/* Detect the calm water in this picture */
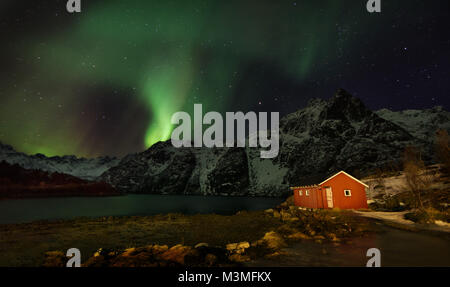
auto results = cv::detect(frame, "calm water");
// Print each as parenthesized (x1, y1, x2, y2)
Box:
(0, 194, 284, 224)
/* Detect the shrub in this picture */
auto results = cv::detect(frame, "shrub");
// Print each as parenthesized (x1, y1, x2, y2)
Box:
(404, 208, 450, 224)
(368, 195, 407, 212)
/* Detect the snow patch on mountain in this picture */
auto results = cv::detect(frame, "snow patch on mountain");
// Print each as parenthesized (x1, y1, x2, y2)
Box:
(376, 106, 450, 142)
(247, 148, 289, 195)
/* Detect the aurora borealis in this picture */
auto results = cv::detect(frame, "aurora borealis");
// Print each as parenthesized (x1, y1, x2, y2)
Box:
(0, 0, 449, 157)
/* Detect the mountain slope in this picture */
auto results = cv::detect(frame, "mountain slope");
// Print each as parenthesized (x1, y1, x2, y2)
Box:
(375, 106, 450, 142)
(101, 89, 432, 196)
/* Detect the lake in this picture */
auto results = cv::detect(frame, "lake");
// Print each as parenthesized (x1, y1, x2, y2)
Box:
(0, 194, 285, 224)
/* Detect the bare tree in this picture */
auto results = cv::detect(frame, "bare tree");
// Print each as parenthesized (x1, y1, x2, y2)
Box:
(403, 146, 434, 210)
(373, 168, 386, 197)
(435, 129, 450, 175)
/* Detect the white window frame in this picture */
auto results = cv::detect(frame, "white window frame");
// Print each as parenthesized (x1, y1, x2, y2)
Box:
(305, 190, 310, 196)
(298, 190, 303, 196)
(344, 189, 352, 197)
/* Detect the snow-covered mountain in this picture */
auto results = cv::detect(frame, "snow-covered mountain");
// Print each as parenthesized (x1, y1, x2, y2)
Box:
(0, 143, 120, 181)
(2, 89, 446, 196)
(277, 89, 426, 186)
(375, 106, 450, 142)
(101, 89, 436, 197)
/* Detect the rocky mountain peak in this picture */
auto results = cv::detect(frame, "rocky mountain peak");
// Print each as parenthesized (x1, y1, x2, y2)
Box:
(0, 142, 14, 152)
(326, 88, 371, 122)
(281, 89, 376, 137)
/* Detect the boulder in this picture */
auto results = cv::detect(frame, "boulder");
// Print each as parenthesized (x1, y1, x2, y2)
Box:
(287, 232, 310, 240)
(258, 231, 287, 250)
(226, 241, 250, 254)
(194, 242, 209, 249)
(159, 244, 193, 265)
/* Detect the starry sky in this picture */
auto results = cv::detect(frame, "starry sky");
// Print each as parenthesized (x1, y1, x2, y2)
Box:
(0, 0, 449, 157)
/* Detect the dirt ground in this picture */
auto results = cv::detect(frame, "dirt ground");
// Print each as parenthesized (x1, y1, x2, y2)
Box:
(0, 211, 283, 267)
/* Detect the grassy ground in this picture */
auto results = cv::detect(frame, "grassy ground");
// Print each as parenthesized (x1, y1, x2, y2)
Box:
(0, 211, 283, 267)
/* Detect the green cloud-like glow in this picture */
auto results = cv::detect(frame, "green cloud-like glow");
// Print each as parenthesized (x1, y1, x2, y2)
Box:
(140, 60, 194, 146)
(1, 0, 356, 157)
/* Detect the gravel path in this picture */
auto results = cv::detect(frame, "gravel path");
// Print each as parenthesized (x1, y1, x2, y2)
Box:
(354, 210, 450, 233)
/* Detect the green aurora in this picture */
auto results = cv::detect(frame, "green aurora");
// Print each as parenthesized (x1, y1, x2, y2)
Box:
(0, 0, 400, 157)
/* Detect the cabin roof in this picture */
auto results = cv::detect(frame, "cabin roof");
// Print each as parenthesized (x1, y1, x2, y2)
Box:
(289, 170, 368, 189)
(289, 184, 319, 190)
(319, 171, 369, 187)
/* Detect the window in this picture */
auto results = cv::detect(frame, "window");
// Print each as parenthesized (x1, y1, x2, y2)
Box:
(344, 190, 351, 197)
(298, 190, 303, 196)
(305, 190, 310, 196)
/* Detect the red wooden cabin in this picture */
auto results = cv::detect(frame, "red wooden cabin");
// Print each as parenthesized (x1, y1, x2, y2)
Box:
(290, 171, 368, 209)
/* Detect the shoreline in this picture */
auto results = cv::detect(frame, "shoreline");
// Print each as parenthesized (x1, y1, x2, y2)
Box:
(0, 207, 374, 267)
(1, 205, 448, 267)
(0, 193, 289, 200)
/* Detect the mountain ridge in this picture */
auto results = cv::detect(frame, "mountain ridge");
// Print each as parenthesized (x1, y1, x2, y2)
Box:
(375, 106, 450, 142)
(1, 89, 448, 196)
(100, 89, 445, 196)
(0, 142, 120, 181)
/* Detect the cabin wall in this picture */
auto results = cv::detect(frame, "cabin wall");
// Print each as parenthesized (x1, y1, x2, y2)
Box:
(293, 187, 324, 208)
(320, 173, 368, 209)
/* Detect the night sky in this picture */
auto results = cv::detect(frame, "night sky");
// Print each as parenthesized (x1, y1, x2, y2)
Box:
(0, 0, 449, 157)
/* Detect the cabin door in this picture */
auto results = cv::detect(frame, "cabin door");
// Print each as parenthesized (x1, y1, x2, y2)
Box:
(325, 187, 333, 208)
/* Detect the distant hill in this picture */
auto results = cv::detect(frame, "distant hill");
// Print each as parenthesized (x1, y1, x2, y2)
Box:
(0, 161, 119, 199)
(0, 144, 120, 181)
